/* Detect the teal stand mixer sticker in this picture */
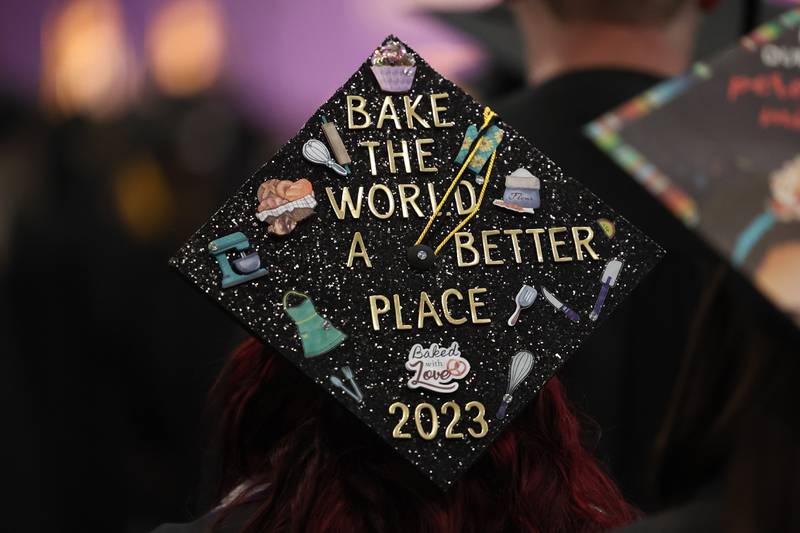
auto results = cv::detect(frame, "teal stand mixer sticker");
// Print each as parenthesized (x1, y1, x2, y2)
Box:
(207, 232, 268, 289)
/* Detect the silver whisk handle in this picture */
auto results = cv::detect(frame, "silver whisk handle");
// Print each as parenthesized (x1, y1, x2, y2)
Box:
(326, 159, 348, 176)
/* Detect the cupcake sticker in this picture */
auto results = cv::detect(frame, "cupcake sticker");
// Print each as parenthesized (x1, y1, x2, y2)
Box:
(370, 40, 416, 93)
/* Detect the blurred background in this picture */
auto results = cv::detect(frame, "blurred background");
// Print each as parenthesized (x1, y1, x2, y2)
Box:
(0, 0, 793, 531)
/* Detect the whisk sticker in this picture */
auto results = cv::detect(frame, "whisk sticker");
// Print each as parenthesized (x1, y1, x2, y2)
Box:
(406, 341, 470, 393)
(496, 351, 535, 419)
(303, 138, 349, 176)
(256, 179, 317, 236)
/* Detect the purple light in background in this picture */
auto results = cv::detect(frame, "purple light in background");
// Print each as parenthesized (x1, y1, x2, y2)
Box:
(222, 0, 484, 136)
(0, 0, 50, 98)
(0, 0, 484, 136)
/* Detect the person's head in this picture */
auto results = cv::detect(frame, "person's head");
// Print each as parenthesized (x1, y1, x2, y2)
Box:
(654, 264, 800, 532)
(510, 0, 710, 83)
(208, 338, 637, 533)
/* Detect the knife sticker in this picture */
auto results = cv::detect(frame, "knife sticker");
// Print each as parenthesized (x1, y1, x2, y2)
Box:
(541, 286, 580, 322)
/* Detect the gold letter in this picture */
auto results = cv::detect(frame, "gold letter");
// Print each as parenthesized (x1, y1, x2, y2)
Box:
(403, 95, 430, 129)
(347, 232, 372, 268)
(398, 184, 424, 218)
(377, 96, 402, 129)
(454, 232, 480, 267)
(367, 184, 395, 219)
(455, 182, 476, 215)
(548, 227, 573, 262)
(415, 138, 437, 173)
(481, 230, 504, 266)
(525, 228, 546, 262)
(386, 140, 411, 174)
(369, 295, 390, 330)
(441, 288, 467, 325)
(430, 93, 454, 127)
(358, 140, 380, 176)
(468, 287, 491, 324)
(503, 229, 523, 263)
(393, 294, 412, 330)
(418, 291, 444, 329)
(572, 226, 600, 261)
(326, 186, 363, 219)
(346, 95, 371, 129)
(427, 182, 439, 213)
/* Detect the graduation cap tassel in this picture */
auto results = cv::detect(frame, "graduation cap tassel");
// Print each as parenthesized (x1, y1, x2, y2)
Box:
(408, 107, 501, 269)
(496, 351, 535, 419)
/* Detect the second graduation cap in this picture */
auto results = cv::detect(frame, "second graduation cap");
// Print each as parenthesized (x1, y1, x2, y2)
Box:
(171, 37, 663, 488)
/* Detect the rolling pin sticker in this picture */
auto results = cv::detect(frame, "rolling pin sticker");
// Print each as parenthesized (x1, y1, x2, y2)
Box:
(302, 116, 352, 176)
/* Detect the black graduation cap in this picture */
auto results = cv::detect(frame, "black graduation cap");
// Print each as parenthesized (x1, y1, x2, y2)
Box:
(171, 36, 663, 488)
(586, 8, 800, 326)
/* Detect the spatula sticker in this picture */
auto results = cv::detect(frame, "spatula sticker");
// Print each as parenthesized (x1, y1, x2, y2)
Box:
(405, 341, 471, 393)
(507, 285, 538, 326)
(590, 259, 623, 321)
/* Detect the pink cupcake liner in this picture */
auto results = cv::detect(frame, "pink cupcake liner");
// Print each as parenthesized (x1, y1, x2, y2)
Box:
(370, 65, 416, 93)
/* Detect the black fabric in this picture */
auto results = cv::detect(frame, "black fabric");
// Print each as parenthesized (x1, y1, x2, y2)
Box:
(494, 70, 717, 509)
(612, 484, 723, 533)
(151, 502, 258, 533)
(152, 511, 231, 533)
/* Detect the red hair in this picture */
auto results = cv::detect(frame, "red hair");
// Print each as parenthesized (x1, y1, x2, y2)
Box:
(210, 338, 637, 532)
